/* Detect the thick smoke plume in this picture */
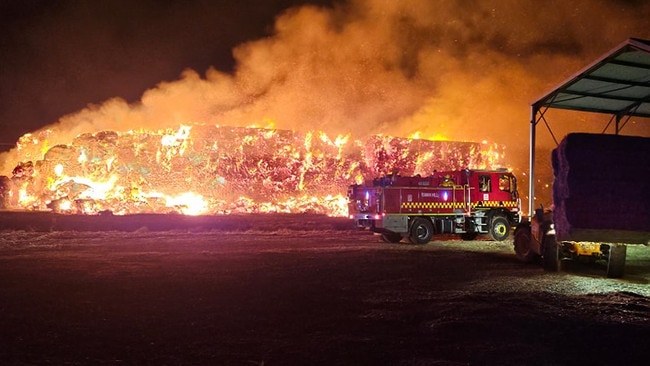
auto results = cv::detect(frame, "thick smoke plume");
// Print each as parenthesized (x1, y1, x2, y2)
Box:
(2, 0, 649, 176)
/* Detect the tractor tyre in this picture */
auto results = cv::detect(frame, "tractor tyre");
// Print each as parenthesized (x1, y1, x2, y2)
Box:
(606, 244, 626, 278)
(542, 234, 561, 272)
(409, 218, 434, 244)
(513, 224, 539, 263)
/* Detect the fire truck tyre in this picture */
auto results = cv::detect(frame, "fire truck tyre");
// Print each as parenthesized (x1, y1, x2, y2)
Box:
(542, 234, 561, 272)
(606, 244, 626, 278)
(381, 232, 402, 243)
(409, 218, 434, 244)
(513, 224, 539, 263)
(489, 216, 510, 241)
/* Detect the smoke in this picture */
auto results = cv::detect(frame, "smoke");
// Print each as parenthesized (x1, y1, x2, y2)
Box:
(2, 0, 649, 175)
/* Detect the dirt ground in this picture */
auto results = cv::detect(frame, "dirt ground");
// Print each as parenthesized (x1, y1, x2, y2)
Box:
(1, 212, 649, 365)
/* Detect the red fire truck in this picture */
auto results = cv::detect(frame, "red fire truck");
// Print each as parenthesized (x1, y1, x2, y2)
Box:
(348, 169, 521, 243)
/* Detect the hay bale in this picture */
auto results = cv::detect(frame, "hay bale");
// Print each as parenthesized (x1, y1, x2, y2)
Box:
(552, 133, 650, 243)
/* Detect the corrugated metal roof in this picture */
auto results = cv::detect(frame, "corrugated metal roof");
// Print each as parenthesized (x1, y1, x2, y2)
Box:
(527, 38, 650, 215)
(532, 38, 650, 118)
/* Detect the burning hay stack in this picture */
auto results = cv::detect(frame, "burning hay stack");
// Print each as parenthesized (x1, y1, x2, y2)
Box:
(551, 133, 650, 244)
(0, 125, 505, 216)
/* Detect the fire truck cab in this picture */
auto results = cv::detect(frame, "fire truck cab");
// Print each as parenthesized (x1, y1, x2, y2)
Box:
(348, 169, 521, 244)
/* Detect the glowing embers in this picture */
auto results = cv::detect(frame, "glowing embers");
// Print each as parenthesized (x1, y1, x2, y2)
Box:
(1, 125, 506, 216)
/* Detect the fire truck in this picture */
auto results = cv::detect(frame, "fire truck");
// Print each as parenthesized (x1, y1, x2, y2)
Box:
(348, 169, 521, 244)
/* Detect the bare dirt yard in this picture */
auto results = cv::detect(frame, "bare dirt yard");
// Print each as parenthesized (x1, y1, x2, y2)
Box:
(1, 212, 649, 365)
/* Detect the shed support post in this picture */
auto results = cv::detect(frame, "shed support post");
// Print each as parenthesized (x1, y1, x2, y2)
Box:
(529, 106, 537, 217)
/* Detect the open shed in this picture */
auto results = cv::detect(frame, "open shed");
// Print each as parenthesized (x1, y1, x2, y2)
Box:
(528, 37, 650, 215)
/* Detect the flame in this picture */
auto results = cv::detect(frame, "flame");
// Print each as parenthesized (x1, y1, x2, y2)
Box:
(408, 131, 422, 139)
(162, 191, 207, 216)
(0, 124, 506, 216)
(408, 131, 449, 141)
(429, 133, 449, 141)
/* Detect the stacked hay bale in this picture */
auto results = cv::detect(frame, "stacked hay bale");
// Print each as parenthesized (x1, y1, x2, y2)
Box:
(552, 133, 650, 244)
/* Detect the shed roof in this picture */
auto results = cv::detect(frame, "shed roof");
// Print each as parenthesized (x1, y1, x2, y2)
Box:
(527, 38, 650, 215)
(532, 38, 650, 118)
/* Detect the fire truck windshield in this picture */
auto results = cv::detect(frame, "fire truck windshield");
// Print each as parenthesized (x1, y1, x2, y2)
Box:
(499, 175, 512, 192)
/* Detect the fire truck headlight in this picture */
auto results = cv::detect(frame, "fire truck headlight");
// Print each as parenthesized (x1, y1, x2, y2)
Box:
(443, 191, 449, 201)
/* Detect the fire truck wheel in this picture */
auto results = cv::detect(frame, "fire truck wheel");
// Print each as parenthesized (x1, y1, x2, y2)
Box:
(409, 218, 434, 244)
(606, 244, 626, 278)
(381, 232, 402, 243)
(542, 234, 561, 272)
(489, 216, 510, 241)
(513, 224, 539, 263)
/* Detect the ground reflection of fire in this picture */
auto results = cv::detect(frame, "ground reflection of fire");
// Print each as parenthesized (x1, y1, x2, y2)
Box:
(0, 124, 506, 216)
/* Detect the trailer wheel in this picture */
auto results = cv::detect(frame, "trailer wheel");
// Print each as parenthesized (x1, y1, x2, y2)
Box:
(409, 218, 434, 244)
(542, 234, 561, 272)
(606, 244, 626, 278)
(513, 224, 539, 263)
(381, 232, 402, 243)
(489, 216, 510, 241)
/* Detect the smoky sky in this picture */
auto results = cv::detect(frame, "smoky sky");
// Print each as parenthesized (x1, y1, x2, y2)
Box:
(1, 0, 649, 174)
(0, 0, 332, 149)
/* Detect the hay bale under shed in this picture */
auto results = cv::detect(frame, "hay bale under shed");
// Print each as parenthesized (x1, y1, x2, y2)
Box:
(552, 133, 650, 244)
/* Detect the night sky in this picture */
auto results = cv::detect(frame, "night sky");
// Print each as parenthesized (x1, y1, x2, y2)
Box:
(1, 0, 649, 163)
(0, 0, 334, 150)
